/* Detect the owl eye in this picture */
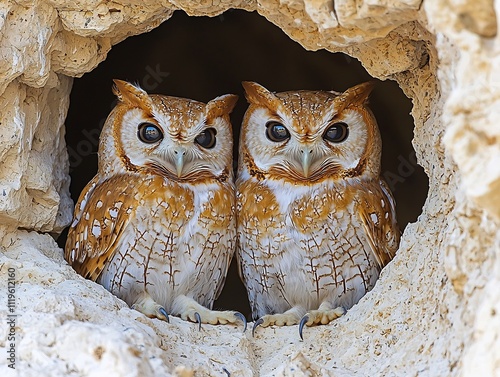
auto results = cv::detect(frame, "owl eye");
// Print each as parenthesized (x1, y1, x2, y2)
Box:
(323, 122, 349, 143)
(138, 123, 163, 144)
(266, 121, 290, 142)
(195, 128, 217, 149)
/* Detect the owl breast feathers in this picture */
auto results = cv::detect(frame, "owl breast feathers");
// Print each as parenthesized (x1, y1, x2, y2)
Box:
(65, 80, 246, 328)
(236, 81, 400, 337)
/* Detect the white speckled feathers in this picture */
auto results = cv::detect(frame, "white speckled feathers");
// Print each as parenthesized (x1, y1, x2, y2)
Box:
(236, 82, 400, 323)
(65, 81, 241, 322)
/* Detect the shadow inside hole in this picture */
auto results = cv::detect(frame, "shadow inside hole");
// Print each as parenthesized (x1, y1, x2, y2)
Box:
(61, 9, 429, 318)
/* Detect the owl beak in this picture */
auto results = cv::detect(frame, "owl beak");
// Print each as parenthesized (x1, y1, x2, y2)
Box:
(300, 148, 314, 178)
(173, 147, 186, 177)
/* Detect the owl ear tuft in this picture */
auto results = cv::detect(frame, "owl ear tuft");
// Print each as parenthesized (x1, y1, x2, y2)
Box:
(242, 81, 279, 108)
(206, 94, 239, 119)
(340, 81, 375, 105)
(112, 79, 151, 107)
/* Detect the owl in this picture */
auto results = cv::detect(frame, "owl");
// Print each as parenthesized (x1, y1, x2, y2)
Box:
(65, 80, 246, 329)
(236, 81, 400, 338)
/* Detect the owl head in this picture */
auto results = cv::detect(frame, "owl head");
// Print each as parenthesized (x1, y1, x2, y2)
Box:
(98, 80, 238, 183)
(238, 81, 382, 184)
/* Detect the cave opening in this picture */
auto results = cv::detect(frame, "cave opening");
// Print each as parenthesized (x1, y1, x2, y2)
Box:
(60, 9, 428, 318)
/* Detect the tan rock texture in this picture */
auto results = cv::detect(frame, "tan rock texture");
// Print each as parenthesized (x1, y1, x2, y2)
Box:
(0, 0, 499, 376)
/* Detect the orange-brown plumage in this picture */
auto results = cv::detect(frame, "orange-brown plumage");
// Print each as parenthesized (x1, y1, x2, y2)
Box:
(65, 81, 245, 327)
(236, 82, 400, 336)
(65, 175, 137, 280)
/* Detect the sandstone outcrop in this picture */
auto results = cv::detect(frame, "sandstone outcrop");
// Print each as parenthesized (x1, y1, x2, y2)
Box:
(1, 1, 499, 375)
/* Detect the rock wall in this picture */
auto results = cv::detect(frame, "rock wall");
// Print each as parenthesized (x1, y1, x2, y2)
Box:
(1, 0, 499, 376)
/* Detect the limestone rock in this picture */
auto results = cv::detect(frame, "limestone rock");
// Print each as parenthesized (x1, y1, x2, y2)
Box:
(0, 0, 499, 376)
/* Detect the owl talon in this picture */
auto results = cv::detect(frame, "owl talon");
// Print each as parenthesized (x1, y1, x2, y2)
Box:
(194, 312, 202, 330)
(252, 318, 264, 337)
(159, 307, 170, 323)
(298, 315, 309, 340)
(298, 306, 346, 339)
(131, 294, 169, 322)
(234, 312, 247, 332)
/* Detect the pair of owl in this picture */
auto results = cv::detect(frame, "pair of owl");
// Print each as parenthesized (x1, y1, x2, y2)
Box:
(65, 80, 400, 338)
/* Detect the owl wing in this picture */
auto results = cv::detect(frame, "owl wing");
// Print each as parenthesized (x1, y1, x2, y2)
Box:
(65, 174, 136, 281)
(214, 251, 233, 301)
(208, 184, 237, 302)
(355, 178, 400, 270)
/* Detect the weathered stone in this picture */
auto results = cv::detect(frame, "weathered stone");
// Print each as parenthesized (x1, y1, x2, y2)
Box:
(0, 0, 499, 376)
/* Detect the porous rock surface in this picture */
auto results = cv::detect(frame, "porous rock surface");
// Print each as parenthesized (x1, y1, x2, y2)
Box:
(0, 1, 499, 376)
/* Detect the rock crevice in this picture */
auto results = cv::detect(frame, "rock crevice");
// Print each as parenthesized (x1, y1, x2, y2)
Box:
(0, 1, 499, 376)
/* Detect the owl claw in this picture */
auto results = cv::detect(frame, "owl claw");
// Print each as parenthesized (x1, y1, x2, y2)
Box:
(131, 294, 169, 322)
(298, 315, 309, 340)
(252, 318, 264, 337)
(159, 307, 170, 323)
(194, 312, 202, 330)
(234, 312, 247, 332)
(298, 306, 345, 339)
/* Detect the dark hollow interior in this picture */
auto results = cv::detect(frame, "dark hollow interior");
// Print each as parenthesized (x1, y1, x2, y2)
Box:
(60, 10, 428, 318)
